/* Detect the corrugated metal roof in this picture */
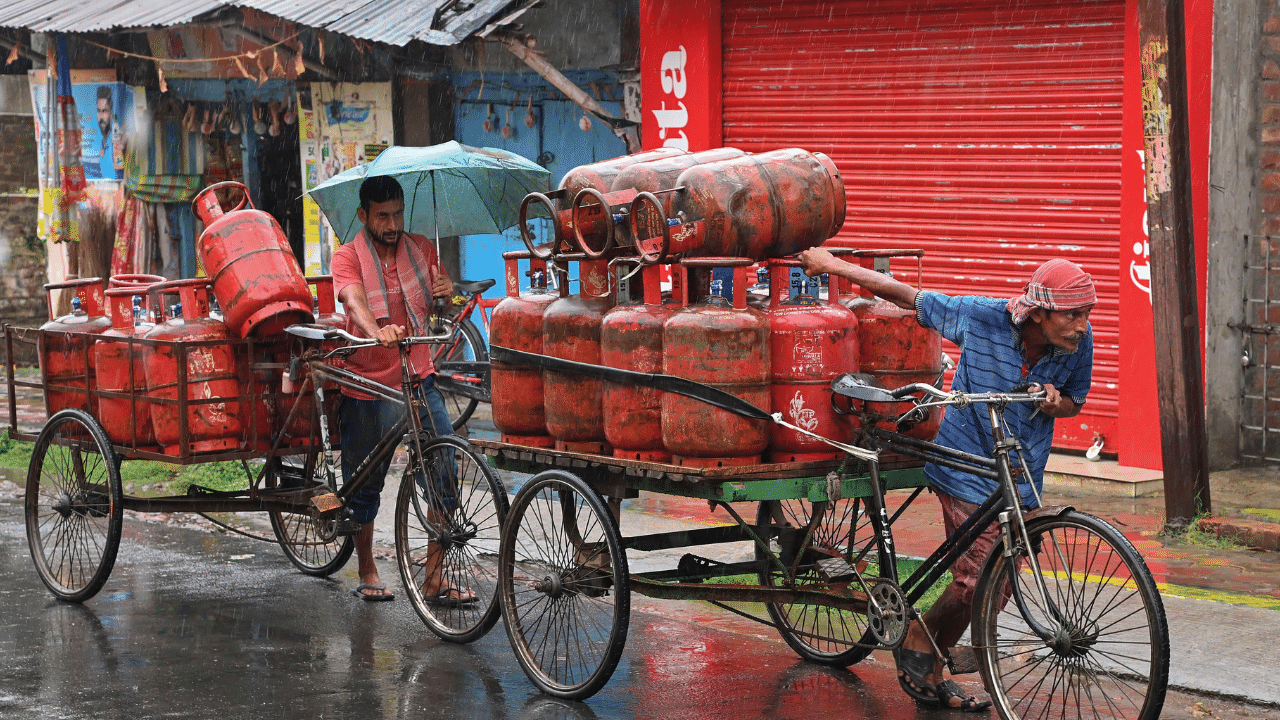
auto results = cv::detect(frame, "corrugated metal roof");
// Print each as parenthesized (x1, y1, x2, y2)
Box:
(0, 0, 529, 47)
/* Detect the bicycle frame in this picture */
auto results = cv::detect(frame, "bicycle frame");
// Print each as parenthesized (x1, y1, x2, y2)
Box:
(848, 396, 1068, 646)
(285, 338, 437, 510)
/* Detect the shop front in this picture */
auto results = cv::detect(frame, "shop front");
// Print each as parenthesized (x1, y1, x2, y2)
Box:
(639, 0, 1214, 470)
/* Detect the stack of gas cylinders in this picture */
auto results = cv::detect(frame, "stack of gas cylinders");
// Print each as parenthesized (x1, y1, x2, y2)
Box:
(490, 147, 944, 467)
(36, 181, 334, 456)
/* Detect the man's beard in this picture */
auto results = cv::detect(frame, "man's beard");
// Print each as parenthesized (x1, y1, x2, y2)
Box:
(99, 119, 111, 141)
(366, 225, 401, 247)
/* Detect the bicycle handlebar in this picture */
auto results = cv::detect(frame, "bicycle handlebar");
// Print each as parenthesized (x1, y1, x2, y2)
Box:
(285, 323, 453, 350)
(891, 382, 1046, 409)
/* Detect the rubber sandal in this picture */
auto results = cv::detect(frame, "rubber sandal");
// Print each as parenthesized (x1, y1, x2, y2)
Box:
(351, 583, 395, 602)
(933, 680, 993, 712)
(423, 586, 477, 607)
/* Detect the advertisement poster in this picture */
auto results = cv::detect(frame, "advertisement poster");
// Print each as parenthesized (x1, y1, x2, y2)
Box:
(301, 82, 392, 273)
(29, 70, 134, 183)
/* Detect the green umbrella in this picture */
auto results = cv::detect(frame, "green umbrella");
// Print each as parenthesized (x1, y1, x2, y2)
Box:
(307, 141, 551, 243)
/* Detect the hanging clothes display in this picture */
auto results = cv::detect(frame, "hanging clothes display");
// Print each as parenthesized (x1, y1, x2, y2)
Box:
(47, 33, 88, 245)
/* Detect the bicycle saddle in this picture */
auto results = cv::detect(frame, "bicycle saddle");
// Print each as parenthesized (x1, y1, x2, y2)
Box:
(454, 278, 496, 294)
(830, 373, 898, 403)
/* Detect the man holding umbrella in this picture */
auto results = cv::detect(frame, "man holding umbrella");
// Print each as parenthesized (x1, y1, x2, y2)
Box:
(332, 175, 461, 603)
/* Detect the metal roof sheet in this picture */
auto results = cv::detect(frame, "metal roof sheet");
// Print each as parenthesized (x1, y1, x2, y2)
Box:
(0, 0, 527, 46)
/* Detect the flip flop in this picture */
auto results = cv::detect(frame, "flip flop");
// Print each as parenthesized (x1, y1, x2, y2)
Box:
(351, 583, 395, 602)
(423, 586, 478, 608)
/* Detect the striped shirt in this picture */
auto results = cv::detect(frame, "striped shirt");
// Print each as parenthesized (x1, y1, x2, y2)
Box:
(915, 291, 1093, 508)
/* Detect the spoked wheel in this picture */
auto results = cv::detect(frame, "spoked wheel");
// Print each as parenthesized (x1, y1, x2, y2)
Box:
(395, 434, 508, 643)
(755, 496, 893, 666)
(265, 451, 354, 576)
(499, 470, 629, 700)
(25, 409, 124, 602)
(972, 511, 1170, 720)
(434, 317, 487, 431)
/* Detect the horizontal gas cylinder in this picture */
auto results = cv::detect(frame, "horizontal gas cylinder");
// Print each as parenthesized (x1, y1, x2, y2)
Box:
(519, 148, 688, 258)
(629, 148, 846, 264)
(569, 147, 747, 258)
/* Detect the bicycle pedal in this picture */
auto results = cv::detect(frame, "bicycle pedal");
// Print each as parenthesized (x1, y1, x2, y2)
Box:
(310, 493, 343, 514)
(332, 517, 363, 536)
(814, 556, 868, 582)
(947, 646, 981, 675)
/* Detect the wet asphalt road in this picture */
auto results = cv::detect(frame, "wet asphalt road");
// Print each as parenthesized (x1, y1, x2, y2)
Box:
(1, 493, 1278, 720)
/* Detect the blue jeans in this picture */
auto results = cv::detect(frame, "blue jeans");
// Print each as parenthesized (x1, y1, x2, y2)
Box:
(339, 376, 454, 525)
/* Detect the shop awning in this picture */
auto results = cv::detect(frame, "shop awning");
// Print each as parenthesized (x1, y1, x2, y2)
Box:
(0, 0, 536, 47)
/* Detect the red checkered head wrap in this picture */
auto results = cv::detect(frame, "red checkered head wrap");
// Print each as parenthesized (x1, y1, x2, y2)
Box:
(1006, 259, 1096, 325)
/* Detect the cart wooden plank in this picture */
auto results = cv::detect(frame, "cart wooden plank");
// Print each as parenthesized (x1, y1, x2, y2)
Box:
(471, 438, 929, 502)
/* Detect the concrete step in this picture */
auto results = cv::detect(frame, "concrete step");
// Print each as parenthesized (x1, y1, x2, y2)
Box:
(1043, 453, 1164, 498)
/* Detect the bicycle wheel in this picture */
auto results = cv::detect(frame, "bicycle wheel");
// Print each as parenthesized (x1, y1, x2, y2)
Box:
(25, 409, 123, 602)
(756, 496, 893, 666)
(971, 511, 1169, 720)
(499, 470, 629, 700)
(434, 317, 487, 430)
(395, 434, 508, 643)
(266, 452, 354, 576)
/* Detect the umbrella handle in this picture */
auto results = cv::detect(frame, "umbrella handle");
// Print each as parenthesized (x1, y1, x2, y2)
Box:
(192, 181, 253, 224)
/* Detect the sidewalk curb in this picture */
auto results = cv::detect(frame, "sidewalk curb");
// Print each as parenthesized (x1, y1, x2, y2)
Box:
(1195, 517, 1280, 551)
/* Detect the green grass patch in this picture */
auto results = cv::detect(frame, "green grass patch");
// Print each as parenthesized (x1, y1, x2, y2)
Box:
(0, 435, 255, 496)
(704, 555, 951, 613)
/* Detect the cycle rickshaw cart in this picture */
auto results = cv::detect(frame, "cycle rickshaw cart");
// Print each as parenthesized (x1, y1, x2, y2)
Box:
(478, 345, 1170, 720)
(4, 279, 510, 645)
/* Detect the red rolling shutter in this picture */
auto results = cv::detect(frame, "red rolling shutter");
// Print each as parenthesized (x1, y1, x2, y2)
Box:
(721, 0, 1124, 450)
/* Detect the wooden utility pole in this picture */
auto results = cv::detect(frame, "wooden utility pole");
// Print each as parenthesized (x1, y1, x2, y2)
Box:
(1137, 0, 1211, 526)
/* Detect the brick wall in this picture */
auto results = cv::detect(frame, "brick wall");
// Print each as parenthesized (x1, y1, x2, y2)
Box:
(1263, 12, 1280, 233)
(0, 115, 46, 364)
(0, 115, 37, 193)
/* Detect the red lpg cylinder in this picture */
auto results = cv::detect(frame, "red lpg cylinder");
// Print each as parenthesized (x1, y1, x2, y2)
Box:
(278, 276, 346, 444)
(109, 274, 165, 324)
(837, 251, 945, 441)
(519, 147, 688, 258)
(630, 148, 846, 264)
(95, 287, 158, 447)
(602, 262, 673, 462)
(191, 181, 314, 338)
(490, 251, 557, 446)
(543, 255, 615, 454)
(763, 260, 859, 463)
(109, 274, 165, 288)
(662, 258, 771, 467)
(39, 278, 110, 415)
(571, 147, 747, 258)
(143, 279, 243, 455)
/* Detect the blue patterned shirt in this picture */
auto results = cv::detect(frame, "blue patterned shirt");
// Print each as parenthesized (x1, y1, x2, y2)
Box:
(915, 292, 1093, 508)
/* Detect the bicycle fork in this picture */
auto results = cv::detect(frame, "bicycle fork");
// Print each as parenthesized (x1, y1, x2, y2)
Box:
(986, 404, 1083, 647)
